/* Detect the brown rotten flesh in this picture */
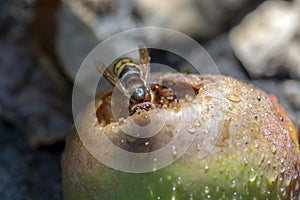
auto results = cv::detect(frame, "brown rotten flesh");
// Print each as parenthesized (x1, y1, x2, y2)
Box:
(62, 73, 300, 199)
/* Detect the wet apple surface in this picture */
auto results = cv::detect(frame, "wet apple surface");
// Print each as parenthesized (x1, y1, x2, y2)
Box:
(62, 73, 300, 199)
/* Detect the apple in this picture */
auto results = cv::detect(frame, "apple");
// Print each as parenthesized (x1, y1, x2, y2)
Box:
(62, 73, 300, 199)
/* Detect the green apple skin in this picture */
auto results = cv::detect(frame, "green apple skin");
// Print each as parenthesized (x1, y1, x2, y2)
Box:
(62, 74, 300, 200)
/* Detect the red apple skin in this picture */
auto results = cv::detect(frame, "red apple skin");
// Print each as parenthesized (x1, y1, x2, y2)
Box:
(62, 73, 300, 200)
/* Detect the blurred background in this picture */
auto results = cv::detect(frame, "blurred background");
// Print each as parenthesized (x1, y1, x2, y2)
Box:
(0, 0, 299, 199)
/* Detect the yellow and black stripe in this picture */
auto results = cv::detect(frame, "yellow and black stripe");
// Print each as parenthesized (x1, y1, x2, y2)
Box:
(113, 57, 148, 103)
(113, 58, 142, 78)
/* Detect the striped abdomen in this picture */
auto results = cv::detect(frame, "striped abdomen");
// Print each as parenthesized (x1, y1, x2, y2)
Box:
(113, 58, 149, 103)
